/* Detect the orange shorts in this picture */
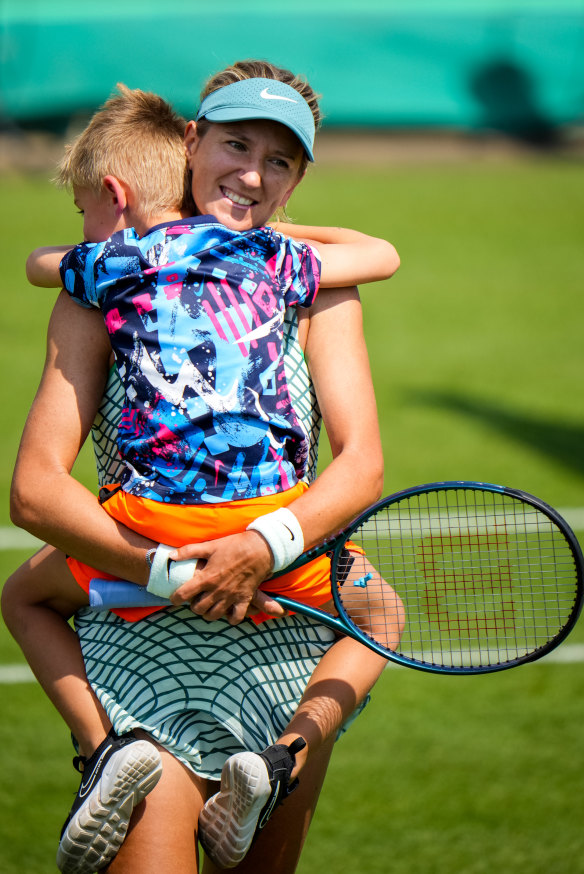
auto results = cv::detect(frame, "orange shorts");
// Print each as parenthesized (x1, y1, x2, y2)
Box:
(67, 482, 344, 624)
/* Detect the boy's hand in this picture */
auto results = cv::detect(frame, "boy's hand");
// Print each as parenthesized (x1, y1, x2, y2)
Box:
(26, 245, 75, 288)
(169, 531, 285, 624)
(267, 223, 400, 286)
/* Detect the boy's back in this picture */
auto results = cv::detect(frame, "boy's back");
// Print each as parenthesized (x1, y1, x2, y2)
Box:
(61, 216, 321, 505)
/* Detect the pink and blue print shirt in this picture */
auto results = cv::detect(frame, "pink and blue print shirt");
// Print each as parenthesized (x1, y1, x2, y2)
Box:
(60, 216, 321, 504)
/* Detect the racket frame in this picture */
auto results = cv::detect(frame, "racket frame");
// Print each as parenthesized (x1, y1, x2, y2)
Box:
(268, 481, 584, 674)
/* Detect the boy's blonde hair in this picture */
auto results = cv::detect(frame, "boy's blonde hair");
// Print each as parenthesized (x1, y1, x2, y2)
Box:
(56, 84, 192, 216)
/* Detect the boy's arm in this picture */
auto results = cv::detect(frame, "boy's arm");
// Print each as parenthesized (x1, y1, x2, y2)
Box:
(26, 245, 75, 287)
(270, 222, 400, 287)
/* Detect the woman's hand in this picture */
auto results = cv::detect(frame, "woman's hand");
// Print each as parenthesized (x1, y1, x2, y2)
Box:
(169, 531, 285, 624)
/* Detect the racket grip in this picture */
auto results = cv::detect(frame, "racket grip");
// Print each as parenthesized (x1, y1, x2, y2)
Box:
(89, 578, 171, 610)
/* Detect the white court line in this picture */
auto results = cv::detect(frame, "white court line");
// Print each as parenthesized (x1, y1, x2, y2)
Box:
(0, 508, 582, 550)
(544, 642, 584, 663)
(384, 642, 584, 669)
(1, 643, 584, 684)
(0, 528, 43, 550)
(560, 508, 584, 531)
(0, 664, 36, 684)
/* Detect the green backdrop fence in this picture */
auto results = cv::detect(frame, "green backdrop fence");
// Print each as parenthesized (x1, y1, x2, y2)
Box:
(1, 0, 583, 135)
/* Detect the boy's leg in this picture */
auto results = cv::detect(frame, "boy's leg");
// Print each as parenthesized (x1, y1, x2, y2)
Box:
(199, 638, 385, 868)
(201, 736, 335, 874)
(278, 551, 404, 777)
(1, 544, 109, 756)
(276, 633, 388, 778)
(199, 614, 389, 866)
(1, 545, 163, 874)
(198, 555, 399, 867)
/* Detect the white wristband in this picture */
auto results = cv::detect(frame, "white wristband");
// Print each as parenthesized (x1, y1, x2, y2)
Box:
(247, 507, 304, 573)
(147, 543, 200, 599)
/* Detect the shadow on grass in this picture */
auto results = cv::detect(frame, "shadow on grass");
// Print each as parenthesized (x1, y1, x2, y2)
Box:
(408, 389, 584, 478)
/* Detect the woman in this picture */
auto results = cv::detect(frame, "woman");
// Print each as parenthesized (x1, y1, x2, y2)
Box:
(8, 60, 395, 873)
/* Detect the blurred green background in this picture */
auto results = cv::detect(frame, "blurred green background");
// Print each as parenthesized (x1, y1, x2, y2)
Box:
(1, 4, 583, 872)
(2, 0, 584, 135)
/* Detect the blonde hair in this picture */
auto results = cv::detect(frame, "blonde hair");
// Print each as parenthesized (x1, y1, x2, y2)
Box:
(199, 59, 322, 176)
(56, 84, 193, 216)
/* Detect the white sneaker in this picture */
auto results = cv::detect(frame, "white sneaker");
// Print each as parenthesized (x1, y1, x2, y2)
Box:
(199, 737, 305, 868)
(56, 730, 162, 873)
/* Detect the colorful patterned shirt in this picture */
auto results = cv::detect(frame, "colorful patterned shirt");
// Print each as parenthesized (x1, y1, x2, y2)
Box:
(61, 216, 321, 504)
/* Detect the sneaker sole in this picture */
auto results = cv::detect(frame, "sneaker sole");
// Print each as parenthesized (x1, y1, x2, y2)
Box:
(199, 752, 271, 868)
(56, 741, 162, 874)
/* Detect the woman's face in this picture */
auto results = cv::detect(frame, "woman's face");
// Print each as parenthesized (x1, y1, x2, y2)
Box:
(185, 118, 304, 231)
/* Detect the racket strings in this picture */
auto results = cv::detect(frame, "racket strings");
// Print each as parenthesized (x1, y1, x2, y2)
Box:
(335, 488, 580, 670)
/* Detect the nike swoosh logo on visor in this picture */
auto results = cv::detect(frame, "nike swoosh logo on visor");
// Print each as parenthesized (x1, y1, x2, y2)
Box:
(260, 88, 297, 103)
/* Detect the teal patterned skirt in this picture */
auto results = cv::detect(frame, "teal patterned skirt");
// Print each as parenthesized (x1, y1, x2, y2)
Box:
(75, 605, 365, 780)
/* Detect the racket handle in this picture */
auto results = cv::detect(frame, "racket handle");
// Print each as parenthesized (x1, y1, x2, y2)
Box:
(89, 578, 170, 610)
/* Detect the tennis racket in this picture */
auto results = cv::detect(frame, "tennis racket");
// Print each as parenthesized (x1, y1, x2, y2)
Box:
(88, 481, 583, 674)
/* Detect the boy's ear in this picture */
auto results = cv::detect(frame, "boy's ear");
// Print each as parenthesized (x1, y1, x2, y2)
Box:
(103, 175, 129, 214)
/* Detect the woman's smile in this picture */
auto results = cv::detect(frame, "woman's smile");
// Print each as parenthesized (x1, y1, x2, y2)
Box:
(220, 186, 257, 209)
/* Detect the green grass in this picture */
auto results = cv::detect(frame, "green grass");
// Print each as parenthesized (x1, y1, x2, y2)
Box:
(293, 160, 584, 506)
(303, 662, 584, 874)
(1, 155, 583, 873)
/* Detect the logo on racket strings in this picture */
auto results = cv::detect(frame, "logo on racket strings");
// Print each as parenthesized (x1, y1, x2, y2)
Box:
(417, 531, 515, 635)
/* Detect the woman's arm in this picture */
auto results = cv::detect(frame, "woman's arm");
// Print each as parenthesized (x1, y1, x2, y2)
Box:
(282, 285, 384, 535)
(11, 292, 284, 615)
(10, 292, 154, 582)
(271, 221, 400, 286)
(26, 245, 74, 287)
(170, 287, 384, 620)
